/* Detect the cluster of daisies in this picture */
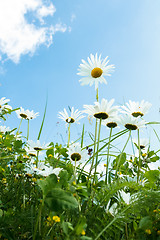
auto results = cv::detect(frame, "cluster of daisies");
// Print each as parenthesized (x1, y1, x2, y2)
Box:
(0, 53, 153, 177)
(58, 99, 151, 132)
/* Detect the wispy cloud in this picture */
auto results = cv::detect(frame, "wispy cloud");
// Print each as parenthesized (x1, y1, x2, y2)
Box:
(0, 0, 67, 64)
(71, 14, 76, 22)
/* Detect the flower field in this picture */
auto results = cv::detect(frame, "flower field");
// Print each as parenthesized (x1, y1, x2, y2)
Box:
(0, 54, 160, 240)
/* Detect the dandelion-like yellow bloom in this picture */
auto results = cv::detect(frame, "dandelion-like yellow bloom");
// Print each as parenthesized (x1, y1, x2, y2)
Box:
(53, 216, 60, 223)
(81, 230, 86, 235)
(145, 229, 151, 234)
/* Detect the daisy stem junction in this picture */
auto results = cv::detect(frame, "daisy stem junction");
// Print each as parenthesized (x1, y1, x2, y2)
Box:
(105, 127, 113, 184)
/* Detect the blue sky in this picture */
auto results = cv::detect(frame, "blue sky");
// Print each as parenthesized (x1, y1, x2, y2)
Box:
(1, 0, 160, 150)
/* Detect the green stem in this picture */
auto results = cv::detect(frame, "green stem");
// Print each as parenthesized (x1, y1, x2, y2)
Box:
(115, 130, 131, 178)
(105, 127, 113, 184)
(16, 118, 23, 135)
(36, 151, 39, 168)
(67, 123, 71, 147)
(96, 88, 99, 102)
(27, 119, 29, 140)
(88, 119, 98, 182)
(93, 118, 102, 184)
(95, 205, 130, 240)
(33, 201, 43, 240)
(137, 129, 141, 183)
(74, 158, 77, 184)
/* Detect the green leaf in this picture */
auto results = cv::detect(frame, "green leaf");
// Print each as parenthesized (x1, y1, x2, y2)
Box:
(45, 188, 78, 211)
(37, 173, 58, 197)
(74, 216, 86, 235)
(139, 216, 152, 230)
(144, 170, 160, 183)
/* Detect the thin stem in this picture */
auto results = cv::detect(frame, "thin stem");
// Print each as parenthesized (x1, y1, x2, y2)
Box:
(67, 123, 71, 147)
(27, 119, 29, 141)
(88, 119, 98, 182)
(93, 118, 102, 184)
(36, 151, 39, 168)
(115, 130, 131, 178)
(17, 118, 23, 135)
(74, 158, 77, 184)
(137, 129, 141, 183)
(96, 88, 99, 102)
(105, 127, 113, 184)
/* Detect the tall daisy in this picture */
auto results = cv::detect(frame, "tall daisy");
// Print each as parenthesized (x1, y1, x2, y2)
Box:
(77, 53, 115, 90)
(84, 98, 119, 120)
(121, 100, 152, 118)
(16, 107, 39, 120)
(0, 97, 12, 111)
(120, 115, 147, 130)
(27, 140, 49, 151)
(58, 107, 84, 125)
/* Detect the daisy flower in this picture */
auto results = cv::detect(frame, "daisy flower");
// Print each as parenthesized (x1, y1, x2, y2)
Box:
(16, 107, 39, 120)
(35, 165, 63, 177)
(77, 53, 115, 90)
(102, 115, 121, 128)
(120, 115, 147, 130)
(27, 140, 49, 151)
(0, 125, 10, 133)
(0, 97, 12, 112)
(121, 100, 152, 117)
(58, 107, 84, 124)
(83, 98, 119, 120)
(67, 142, 88, 163)
(132, 138, 149, 149)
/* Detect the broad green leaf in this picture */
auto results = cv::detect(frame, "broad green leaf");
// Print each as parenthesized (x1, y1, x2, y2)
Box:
(45, 188, 78, 211)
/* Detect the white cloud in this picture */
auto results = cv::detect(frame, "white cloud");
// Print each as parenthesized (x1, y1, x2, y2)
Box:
(0, 0, 67, 63)
(71, 13, 76, 22)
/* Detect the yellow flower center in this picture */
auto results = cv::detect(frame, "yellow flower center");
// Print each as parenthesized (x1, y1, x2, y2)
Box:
(71, 153, 81, 161)
(91, 67, 103, 78)
(66, 117, 75, 123)
(132, 112, 144, 117)
(20, 113, 27, 119)
(125, 124, 137, 130)
(107, 122, 117, 128)
(94, 112, 108, 119)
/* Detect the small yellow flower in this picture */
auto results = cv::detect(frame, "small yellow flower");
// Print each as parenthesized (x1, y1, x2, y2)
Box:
(23, 155, 29, 159)
(7, 147, 12, 151)
(47, 216, 52, 222)
(72, 181, 76, 185)
(52, 216, 60, 223)
(104, 164, 107, 167)
(2, 178, 7, 184)
(48, 154, 53, 158)
(0, 134, 3, 138)
(26, 173, 32, 178)
(81, 230, 86, 235)
(32, 178, 37, 182)
(142, 153, 147, 157)
(145, 229, 151, 234)
(153, 209, 157, 213)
